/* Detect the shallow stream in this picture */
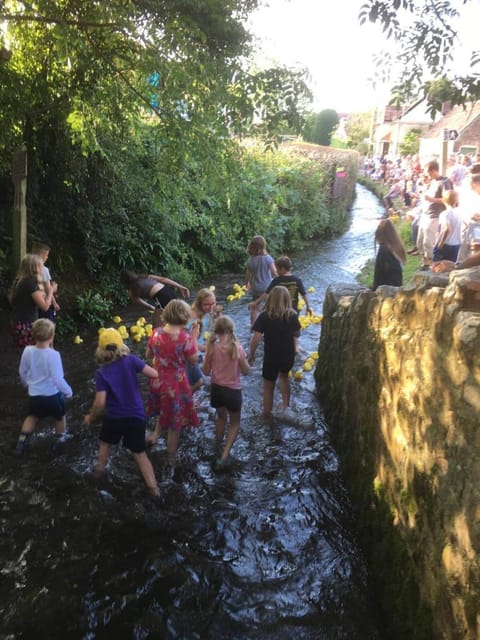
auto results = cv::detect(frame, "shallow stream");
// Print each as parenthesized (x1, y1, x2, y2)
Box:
(0, 186, 385, 639)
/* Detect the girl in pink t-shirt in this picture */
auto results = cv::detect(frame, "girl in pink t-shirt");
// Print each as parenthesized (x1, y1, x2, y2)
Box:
(202, 316, 249, 470)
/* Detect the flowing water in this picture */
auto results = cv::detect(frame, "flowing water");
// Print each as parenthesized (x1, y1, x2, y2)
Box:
(0, 186, 385, 639)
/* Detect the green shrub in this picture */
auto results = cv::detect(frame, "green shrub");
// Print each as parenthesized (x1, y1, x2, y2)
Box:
(76, 290, 112, 328)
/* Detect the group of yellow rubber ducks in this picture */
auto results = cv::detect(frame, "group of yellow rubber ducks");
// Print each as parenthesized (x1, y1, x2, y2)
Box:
(73, 315, 153, 345)
(73, 283, 323, 381)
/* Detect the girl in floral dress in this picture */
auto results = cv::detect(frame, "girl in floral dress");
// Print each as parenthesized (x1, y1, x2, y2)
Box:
(146, 299, 200, 474)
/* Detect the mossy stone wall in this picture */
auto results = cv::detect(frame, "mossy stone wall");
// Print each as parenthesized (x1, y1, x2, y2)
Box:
(315, 270, 480, 640)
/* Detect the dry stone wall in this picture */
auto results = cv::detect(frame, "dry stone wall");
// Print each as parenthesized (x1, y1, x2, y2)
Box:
(315, 268, 480, 640)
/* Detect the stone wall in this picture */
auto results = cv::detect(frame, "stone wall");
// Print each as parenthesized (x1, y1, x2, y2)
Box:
(315, 269, 480, 640)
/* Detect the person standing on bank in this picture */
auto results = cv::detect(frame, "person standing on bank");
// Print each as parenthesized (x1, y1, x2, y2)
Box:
(373, 219, 406, 290)
(9, 253, 58, 348)
(416, 160, 453, 269)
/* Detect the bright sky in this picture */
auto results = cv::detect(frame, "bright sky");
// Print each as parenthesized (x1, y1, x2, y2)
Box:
(247, 0, 478, 114)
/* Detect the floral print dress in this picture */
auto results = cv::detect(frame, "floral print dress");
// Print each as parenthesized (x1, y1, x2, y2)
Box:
(147, 327, 199, 431)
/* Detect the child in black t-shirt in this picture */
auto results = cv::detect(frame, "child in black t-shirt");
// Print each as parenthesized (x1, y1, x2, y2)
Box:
(248, 255, 311, 316)
(247, 286, 301, 418)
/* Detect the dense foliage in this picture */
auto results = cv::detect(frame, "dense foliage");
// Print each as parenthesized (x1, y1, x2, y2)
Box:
(360, 0, 479, 114)
(303, 110, 340, 146)
(0, 1, 358, 324)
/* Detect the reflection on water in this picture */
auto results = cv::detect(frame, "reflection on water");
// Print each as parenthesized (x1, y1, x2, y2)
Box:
(0, 186, 386, 639)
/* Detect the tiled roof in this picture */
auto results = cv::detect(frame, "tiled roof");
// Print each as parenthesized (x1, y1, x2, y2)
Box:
(421, 102, 480, 139)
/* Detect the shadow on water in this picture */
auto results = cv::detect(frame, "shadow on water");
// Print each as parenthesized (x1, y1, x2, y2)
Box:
(0, 186, 387, 639)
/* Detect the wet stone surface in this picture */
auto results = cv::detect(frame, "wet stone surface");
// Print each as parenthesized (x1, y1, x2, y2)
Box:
(0, 187, 388, 639)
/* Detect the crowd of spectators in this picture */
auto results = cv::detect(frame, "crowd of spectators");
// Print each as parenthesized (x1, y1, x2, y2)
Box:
(363, 151, 480, 272)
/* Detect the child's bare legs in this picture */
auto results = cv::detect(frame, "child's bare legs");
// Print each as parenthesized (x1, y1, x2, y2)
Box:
(221, 411, 240, 461)
(167, 428, 181, 466)
(20, 415, 39, 435)
(262, 379, 275, 417)
(215, 407, 228, 452)
(15, 416, 39, 455)
(94, 441, 112, 477)
(278, 372, 290, 410)
(133, 452, 160, 496)
(146, 417, 161, 445)
(54, 416, 66, 435)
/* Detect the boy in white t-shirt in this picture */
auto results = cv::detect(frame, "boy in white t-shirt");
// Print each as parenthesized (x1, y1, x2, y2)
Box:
(15, 318, 72, 455)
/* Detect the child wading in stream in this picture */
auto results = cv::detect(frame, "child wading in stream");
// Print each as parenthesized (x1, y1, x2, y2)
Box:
(248, 286, 300, 419)
(145, 299, 200, 479)
(201, 316, 249, 470)
(84, 328, 160, 497)
(15, 318, 73, 456)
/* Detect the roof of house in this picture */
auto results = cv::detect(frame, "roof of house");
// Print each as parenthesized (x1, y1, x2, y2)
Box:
(421, 102, 480, 139)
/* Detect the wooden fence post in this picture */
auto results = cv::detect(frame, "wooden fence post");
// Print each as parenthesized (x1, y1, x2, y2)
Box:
(12, 145, 27, 269)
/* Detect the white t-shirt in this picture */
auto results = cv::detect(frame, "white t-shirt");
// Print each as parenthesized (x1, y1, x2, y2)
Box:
(438, 207, 462, 245)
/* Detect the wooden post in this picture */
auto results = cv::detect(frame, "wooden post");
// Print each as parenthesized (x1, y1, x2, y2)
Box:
(12, 145, 27, 268)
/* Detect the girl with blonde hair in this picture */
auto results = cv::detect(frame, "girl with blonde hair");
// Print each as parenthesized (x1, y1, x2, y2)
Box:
(146, 299, 200, 477)
(9, 253, 59, 348)
(186, 287, 222, 391)
(248, 286, 300, 418)
(202, 316, 249, 469)
(84, 328, 160, 497)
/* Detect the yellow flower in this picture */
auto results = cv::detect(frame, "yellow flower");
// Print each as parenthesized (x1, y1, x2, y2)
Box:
(73, 335, 83, 344)
(112, 315, 122, 324)
(209, 285, 216, 291)
(307, 286, 315, 293)
(294, 370, 303, 380)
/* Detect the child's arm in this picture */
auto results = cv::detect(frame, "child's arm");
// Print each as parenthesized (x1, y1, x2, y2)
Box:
(302, 293, 312, 315)
(201, 334, 216, 376)
(132, 294, 156, 311)
(248, 292, 266, 312)
(244, 267, 251, 290)
(142, 364, 158, 379)
(84, 391, 107, 426)
(239, 355, 250, 375)
(49, 353, 73, 398)
(270, 261, 278, 278)
(186, 322, 200, 365)
(149, 275, 190, 299)
(247, 331, 262, 365)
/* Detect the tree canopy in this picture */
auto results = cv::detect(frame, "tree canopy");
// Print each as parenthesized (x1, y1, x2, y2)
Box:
(360, 0, 480, 114)
(303, 110, 340, 146)
(0, 0, 317, 299)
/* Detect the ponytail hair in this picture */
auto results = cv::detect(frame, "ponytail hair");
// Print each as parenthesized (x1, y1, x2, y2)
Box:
(213, 315, 240, 360)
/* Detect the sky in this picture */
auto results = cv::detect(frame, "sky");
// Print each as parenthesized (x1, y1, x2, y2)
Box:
(247, 0, 478, 114)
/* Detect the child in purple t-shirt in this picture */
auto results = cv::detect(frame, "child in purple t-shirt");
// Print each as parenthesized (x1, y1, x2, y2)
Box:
(202, 316, 249, 470)
(84, 328, 160, 497)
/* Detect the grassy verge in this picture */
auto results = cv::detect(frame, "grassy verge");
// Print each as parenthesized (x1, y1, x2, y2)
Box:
(357, 218, 421, 288)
